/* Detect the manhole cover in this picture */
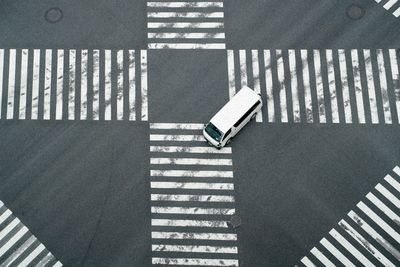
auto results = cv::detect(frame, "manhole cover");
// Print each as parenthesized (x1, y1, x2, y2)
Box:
(45, 7, 63, 23)
(346, 5, 365, 20)
(228, 215, 242, 229)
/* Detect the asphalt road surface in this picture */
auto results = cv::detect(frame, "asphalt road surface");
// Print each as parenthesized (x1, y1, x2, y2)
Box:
(0, 0, 400, 266)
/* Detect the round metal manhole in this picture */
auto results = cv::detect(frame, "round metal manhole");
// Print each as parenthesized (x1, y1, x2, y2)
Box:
(346, 4, 365, 20)
(44, 7, 63, 23)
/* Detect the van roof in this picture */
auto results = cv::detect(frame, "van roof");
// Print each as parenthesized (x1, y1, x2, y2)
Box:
(210, 86, 261, 133)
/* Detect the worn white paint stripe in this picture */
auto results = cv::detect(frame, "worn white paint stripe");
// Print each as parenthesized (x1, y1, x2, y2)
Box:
(357, 201, 400, 243)
(152, 244, 237, 254)
(128, 50, 136, 121)
(0, 209, 12, 225)
(366, 192, 400, 226)
(239, 50, 247, 88)
(147, 12, 224, 18)
(68, 49, 76, 120)
(363, 49, 379, 124)
(93, 50, 100, 120)
(264, 50, 275, 122)
(152, 231, 237, 241)
(326, 49, 339, 123)
(301, 50, 313, 123)
(300, 256, 317, 267)
(384, 0, 398, 9)
(338, 49, 352, 123)
(80, 50, 88, 120)
(320, 238, 356, 267)
(377, 49, 392, 124)
(147, 22, 224, 28)
(148, 32, 225, 39)
(388, 50, 400, 122)
(117, 50, 124, 120)
(151, 170, 233, 177)
(104, 50, 112, 121)
(0, 218, 20, 240)
(35, 252, 54, 267)
(19, 243, 45, 267)
(329, 228, 375, 266)
(43, 50, 52, 120)
(6, 49, 16, 119)
(310, 247, 335, 267)
(150, 145, 232, 154)
(152, 219, 228, 228)
(152, 257, 238, 266)
(348, 210, 400, 261)
(151, 194, 235, 202)
(141, 50, 148, 121)
(394, 166, 400, 176)
(19, 50, 28, 120)
(0, 49, 3, 119)
(276, 50, 288, 123)
(288, 49, 300, 123)
(148, 43, 226, 49)
(1, 235, 36, 267)
(385, 174, 400, 192)
(53, 261, 63, 267)
(227, 50, 236, 99)
(150, 182, 234, 190)
(55, 49, 64, 120)
(252, 50, 263, 122)
(150, 123, 204, 130)
(393, 7, 400, 17)
(147, 2, 224, 8)
(375, 183, 400, 208)
(150, 158, 232, 166)
(150, 134, 205, 141)
(339, 219, 396, 267)
(0, 226, 28, 257)
(151, 206, 235, 215)
(31, 49, 40, 120)
(351, 50, 366, 123)
(313, 50, 326, 123)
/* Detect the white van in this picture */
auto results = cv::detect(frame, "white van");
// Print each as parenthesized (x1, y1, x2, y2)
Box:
(203, 86, 262, 148)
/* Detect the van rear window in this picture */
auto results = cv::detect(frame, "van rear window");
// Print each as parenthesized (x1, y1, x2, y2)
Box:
(205, 123, 222, 142)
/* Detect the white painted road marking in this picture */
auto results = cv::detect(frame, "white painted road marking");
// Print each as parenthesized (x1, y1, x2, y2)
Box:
(300, 166, 400, 265)
(0, 201, 61, 266)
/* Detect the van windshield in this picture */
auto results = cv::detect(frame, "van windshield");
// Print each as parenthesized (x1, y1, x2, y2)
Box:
(205, 123, 222, 142)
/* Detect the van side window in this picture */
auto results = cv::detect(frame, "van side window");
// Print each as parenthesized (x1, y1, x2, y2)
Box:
(223, 129, 232, 140)
(233, 100, 261, 127)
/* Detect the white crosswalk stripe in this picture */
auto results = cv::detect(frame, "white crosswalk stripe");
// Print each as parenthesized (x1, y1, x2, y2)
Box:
(147, 1, 226, 49)
(228, 49, 400, 124)
(373, 0, 400, 17)
(226, 50, 264, 122)
(0, 200, 62, 266)
(0, 48, 147, 121)
(149, 123, 239, 266)
(299, 165, 400, 266)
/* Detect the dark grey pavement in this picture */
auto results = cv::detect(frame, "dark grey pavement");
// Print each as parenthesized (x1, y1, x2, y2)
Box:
(0, 0, 400, 266)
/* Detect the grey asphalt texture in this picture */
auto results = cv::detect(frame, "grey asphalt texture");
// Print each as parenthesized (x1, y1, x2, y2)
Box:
(0, 0, 400, 266)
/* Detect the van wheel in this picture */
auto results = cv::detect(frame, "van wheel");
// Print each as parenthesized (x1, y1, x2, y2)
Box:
(251, 113, 256, 120)
(226, 138, 232, 145)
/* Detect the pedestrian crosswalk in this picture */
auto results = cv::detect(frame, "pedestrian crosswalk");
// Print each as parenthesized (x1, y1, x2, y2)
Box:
(373, 0, 400, 18)
(0, 48, 148, 121)
(149, 123, 239, 266)
(300, 165, 400, 267)
(147, 1, 226, 49)
(0, 200, 62, 266)
(227, 49, 400, 124)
